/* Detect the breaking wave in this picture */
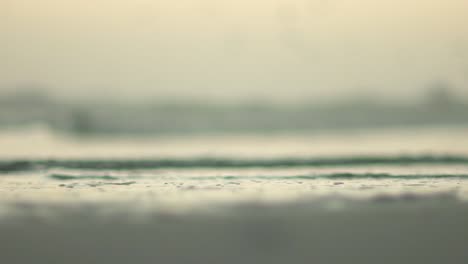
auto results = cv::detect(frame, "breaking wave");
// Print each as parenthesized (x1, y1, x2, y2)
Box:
(1, 155, 468, 173)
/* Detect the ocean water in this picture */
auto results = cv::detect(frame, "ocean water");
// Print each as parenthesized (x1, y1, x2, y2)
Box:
(1, 126, 468, 207)
(1, 126, 468, 263)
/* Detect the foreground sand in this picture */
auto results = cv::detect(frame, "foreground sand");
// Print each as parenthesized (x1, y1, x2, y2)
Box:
(1, 128, 468, 263)
(1, 193, 468, 264)
(1, 164, 468, 264)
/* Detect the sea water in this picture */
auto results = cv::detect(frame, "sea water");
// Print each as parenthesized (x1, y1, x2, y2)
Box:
(1, 126, 468, 208)
(1, 126, 468, 264)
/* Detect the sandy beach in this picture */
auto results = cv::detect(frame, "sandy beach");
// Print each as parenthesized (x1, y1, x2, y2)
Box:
(1, 193, 468, 264)
(0, 129, 467, 263)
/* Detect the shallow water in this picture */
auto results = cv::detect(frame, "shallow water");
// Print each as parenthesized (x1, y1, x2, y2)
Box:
(1, 126, 468, 209)
(1, 163, 468, 210)
(1, 127, 468, 264)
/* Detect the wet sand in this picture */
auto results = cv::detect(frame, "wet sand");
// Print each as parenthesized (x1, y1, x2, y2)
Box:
(1, 193, 468, 264)
(1, 128, 468, 263)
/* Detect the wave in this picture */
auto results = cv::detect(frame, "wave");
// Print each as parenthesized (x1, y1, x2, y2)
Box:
(1, 155, 468, 172)
(49, 174, 119, 180)
(46, 172, 468, 181)
(189, 173, 468, 180)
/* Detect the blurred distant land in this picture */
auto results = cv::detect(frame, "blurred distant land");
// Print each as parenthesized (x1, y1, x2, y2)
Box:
(0, 83, 467, 136)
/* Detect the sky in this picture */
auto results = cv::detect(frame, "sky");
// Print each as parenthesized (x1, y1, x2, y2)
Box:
(1, 0, 468, 103)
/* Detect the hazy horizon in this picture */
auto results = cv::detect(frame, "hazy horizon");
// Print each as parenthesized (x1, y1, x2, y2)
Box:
(2, 0, 468, 103)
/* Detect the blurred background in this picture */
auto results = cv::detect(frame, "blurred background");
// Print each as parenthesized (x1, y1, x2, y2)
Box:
(2, 3, 468, 264)
(1, 0, 468, 136)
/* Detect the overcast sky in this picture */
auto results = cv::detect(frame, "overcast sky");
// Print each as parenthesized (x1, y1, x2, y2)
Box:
(1, 0, 468, 103)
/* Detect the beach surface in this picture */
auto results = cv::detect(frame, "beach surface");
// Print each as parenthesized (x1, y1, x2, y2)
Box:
(1, 127, 468, 264)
